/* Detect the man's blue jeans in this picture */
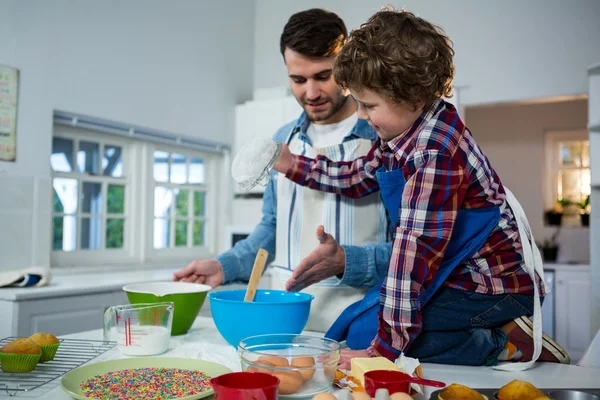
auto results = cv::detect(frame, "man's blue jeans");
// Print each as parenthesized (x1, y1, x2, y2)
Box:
(404, 287, 536, 366)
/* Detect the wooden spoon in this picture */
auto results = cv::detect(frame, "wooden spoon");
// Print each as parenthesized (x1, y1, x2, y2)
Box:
(244, 248, 269, 302)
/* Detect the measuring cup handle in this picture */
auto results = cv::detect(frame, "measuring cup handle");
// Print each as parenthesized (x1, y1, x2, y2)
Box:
(103, 306, 116, 344)
(408, 377, 446, 388)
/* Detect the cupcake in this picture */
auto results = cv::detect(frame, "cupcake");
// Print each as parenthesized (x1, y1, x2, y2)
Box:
(0, 338, 42, 372)
(29, 333, 60, 362)
(497, 380, 545, 400)
(439, 383, 488, 400)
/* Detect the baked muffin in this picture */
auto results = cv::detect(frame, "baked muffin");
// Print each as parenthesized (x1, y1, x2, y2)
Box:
(29, 332, 60, 362)
(497, 380, 544, 400)
(439, 383, 487, 400)
(0, 338, 42, 372)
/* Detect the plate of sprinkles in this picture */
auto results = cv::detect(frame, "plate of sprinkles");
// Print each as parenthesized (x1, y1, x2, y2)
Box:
(61, 357, 231, 399)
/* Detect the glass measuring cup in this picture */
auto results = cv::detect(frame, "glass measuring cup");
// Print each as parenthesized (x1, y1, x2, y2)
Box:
(104, 302, 174, 356)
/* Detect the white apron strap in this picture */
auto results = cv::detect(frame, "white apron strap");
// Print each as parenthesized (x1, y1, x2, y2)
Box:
(493, 187, 545, 371)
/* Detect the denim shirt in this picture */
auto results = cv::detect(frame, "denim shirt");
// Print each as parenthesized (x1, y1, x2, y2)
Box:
(217, 111, 392, 289)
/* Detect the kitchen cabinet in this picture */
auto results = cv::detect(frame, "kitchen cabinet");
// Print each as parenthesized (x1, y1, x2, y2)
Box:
(588, 62, 600, 337)
(554, 269, 592, 363)
(2, 291, 129, 338)
(233, 96, 302, 195)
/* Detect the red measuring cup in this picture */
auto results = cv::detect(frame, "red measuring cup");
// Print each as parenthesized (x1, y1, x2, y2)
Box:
(364, 370, 446, 397)
(211, 371, 279, 400)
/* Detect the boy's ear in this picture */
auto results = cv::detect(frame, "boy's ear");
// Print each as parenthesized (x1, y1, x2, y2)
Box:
(416, 99, 425, 112)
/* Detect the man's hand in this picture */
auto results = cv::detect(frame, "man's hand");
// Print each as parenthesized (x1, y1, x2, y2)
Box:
(338, 349, 369, 370)
(285, 225, 345, 292)
(172, 259, 224, 288)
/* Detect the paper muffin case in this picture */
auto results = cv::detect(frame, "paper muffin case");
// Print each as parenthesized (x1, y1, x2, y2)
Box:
(39, 343, 60, 362)
(0, 351, 41, 372)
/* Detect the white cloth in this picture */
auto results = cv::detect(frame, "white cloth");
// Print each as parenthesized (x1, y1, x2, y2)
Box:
(0, 266, 51, 287)
(306, 113, 358, 148)
(493, 187, 547, 371)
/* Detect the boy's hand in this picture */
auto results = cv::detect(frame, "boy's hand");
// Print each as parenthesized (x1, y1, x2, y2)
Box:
(338, 349, 369, 370)
(272, 143, 292, 174)
(285, 225, 345, 292)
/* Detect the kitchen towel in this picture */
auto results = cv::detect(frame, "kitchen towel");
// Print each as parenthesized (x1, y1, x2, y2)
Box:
(0, 266, 51, 288)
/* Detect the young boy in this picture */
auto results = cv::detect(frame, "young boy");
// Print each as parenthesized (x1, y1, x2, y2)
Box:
(273, 9, 570, 367)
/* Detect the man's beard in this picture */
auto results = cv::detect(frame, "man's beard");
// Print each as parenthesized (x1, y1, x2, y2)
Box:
(304, 94, 348, 123)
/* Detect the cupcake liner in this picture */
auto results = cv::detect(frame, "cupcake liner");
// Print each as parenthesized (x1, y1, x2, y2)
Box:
(39, 343, 60, 363)
(0, 352, 41, 373)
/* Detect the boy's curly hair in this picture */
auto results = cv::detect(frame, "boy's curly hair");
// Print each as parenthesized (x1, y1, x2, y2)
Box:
(334, 8, 455, 110)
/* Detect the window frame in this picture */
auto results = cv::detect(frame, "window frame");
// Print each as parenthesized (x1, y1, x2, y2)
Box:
(51, 125, 227, 268)
(51, 125, 135, 266)
(544, 130, 590, 216)
(143, 142, 217, 263)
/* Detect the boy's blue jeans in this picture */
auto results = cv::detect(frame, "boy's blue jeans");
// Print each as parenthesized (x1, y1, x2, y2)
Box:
(404, 287, 536, 366)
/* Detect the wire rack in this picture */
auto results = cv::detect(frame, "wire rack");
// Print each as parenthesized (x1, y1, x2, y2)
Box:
(0, 337, 116, 397)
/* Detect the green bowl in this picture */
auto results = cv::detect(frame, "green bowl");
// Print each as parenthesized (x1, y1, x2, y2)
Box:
(123, 282, 211, 336)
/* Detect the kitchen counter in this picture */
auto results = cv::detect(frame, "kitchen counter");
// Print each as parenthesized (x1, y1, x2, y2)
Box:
(16, 316, 599, 400)
(0, 267, 179, 301)
(543, 262, 590, 272)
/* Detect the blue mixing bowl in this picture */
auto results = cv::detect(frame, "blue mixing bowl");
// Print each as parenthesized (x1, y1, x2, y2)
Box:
(208, 289, 314, 347)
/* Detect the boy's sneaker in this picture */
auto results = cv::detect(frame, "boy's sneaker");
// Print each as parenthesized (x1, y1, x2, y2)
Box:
(498, 316, 570, 364)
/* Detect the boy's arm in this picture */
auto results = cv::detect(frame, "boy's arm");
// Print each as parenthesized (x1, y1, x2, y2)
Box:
(216, 172, 277, 283)
(275, 141, 383, 198)
(368, 150, 468, 360)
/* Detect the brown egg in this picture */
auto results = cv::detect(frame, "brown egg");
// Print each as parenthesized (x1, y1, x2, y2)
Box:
(246, 359, 275, 373)
(291, 356, 316, 381)
(312, 394, 337, 400)
(258, 355, 290, 367)
(352, 392, 372, 400)
(272, 370, 303, 394)
(390, 393, 414, 400)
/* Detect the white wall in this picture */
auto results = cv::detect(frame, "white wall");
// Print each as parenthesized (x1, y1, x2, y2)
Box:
(253, 0, 600, 106)
(465, 98, 589, 261)
(0, 0, 255, 272)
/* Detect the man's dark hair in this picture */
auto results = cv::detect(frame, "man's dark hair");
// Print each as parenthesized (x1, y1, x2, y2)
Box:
(280, 8, 348, 58)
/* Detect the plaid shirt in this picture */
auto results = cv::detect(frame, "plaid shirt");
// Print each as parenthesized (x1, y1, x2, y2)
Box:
(285, 99, 544, 360)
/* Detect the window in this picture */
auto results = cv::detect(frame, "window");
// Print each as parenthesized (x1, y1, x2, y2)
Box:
(51, 130, 129, 256)
(51, 116, 227, 268)
(152, 150, 207, 249)
(545, 130, 590, 224)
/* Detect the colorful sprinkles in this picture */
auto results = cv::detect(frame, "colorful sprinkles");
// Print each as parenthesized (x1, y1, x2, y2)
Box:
(80, 367, 211, 399)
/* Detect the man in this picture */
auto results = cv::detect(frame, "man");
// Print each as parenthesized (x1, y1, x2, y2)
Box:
(173, 8, 391, 332)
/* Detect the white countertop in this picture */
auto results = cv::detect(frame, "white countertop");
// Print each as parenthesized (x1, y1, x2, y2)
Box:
(0, 267, 179, 301)
(543, 262, 591, 272)
(6, 317, 598, 400)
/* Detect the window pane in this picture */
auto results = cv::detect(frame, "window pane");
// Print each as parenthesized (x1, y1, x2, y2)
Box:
(51, 137, 74, 172)
(77, 141, 100, 174)
(154, 218, 170, 249)
(559, 141, 582, 167)
(582, 141, 590, 168)
(154, 186, 173, 217)
(81, 217, 102, 250)
(558, 170, 582, 203)
(103, 145, 123, 177)
(175, 189, 189, 217)
(189, 157, 205, 184)
(194, 192, 205, 217)
(82, 182, 102, 214)
(153, 151, 169, 182)
(107, 184, 125, 214)
(53, 215, 76, 251)
(193, 220, 204, 246)
(106, 218, 124, 249)
(175, 221, 187, 247)
(581, 168, 591, 198)
(53, 178, 78, 214)
(170, 153, 187, 183)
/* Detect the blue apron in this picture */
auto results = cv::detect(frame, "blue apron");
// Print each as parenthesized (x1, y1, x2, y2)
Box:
(325, 167, 501, 349)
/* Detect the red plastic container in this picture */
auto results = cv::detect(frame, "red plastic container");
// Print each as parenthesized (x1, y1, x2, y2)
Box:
(364, 370, 411, 397)
(210, 371, 280, 400)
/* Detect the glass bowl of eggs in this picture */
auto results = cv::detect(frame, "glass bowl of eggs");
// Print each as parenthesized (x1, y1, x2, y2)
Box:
(238, 334, 341, 399)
